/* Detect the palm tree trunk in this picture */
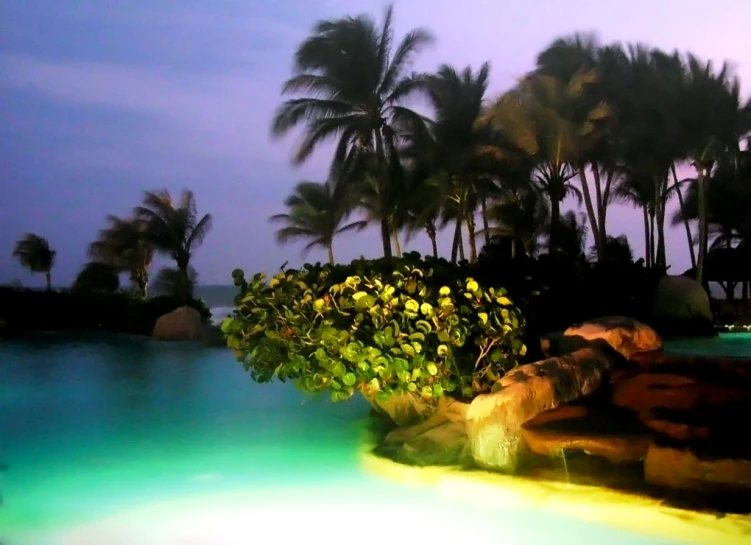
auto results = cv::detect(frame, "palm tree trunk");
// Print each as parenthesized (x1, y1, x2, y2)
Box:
(426, 222, 438, 259)
(392, 232, 402, 258)
(451, 219, 461, 263)
(671, 164, 696, 269)
(327, 245, 335, 265)
(591, 163, 608, 260)
(577, 167, 604, 260)
(374, 129, 393, 259)
(656, 178, 667, 271)
(601, 170, 615, 229)
(45, 271, 52, 291)
(695, 168, 709, 285)
(649, 210, 656, 267)
(480, 197, 490, 246)
(642, 207, 651, 268)
(549, 199, 561, 254)
(465, 215, 478, 263)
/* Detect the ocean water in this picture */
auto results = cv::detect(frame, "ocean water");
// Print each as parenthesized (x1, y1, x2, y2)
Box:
(0, 334, 700, 545)
(195, 284, 238, 325)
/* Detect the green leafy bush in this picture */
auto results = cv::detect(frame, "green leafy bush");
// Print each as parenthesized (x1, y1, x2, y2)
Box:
(223, 259, 527, 403)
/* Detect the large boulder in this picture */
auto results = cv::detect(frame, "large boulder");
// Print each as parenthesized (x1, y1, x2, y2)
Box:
(562, 316, 663, 360)
(652, 275, 715, 337)
(367, 392, 437, 427)
(152, 306, 203, 341)
(466, 347, 617, 473)
(645, 441, 751, 494)
(520, 404, 652, 464)
(375, 397, 471, 466)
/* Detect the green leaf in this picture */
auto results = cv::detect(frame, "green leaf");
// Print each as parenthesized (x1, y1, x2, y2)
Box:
(352, 291, 368, 301)
(342, 372, 357, 387)
(466, 279, 479, 292)
(432, 384, 444, 397)
(332, 361, 345, 378)
(407, 382, 417, 392)
(313, 299, 325, 311)
(419, 302, 433, 315)
(497, 296, 512, 306)
(439, 286, 451, 296)
(426, 363, 438, 376)
(478, 312, 488, 325)
(437, 345, 448, 357)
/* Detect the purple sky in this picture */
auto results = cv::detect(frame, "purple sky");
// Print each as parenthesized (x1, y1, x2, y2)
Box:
(1, 0, 749, 286)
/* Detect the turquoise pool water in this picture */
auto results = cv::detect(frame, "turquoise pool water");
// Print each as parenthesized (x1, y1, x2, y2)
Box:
(664, 332, 751, 357)
(0, 334, 689, 544)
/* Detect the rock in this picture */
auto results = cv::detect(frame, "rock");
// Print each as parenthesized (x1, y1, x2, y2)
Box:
(611, 373, 749, 413)
(644, 442, 751, 494)
(152, 306, 204, 341)
(375, 397, 471, 466)
(466, 347, 617, 473)
(638, 410, 711, 441)
(366, 392, 437, 427)
(562, 316, 663, 360)
(521, 404, 652, 464)
(653, 275, 715, 337)
(540, 331, 563, 357)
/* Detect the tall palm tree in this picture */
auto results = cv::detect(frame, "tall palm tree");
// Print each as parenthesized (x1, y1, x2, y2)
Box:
(12, 233, 56, 290)
(271, 180, 366, 264)
(271, 4, 434, 258)
(89, 216, 154, 297)
(681, 55, 749, 285)
(134, 189, 212, 301)
(482, 70, 606, 252)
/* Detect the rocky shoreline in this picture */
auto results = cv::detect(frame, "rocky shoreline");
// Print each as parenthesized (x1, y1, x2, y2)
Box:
(371, 315, 751, 515)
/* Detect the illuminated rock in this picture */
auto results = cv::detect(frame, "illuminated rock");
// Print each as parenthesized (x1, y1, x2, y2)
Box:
(521, 405, 652, 464)
(375, 397, 471, 466)
(152, 306, 203, 341)
(466, 348, 616, 473)
(562, 316, 663, 360)
(645, 441, 751, 493)
(611, 373, 749, 413)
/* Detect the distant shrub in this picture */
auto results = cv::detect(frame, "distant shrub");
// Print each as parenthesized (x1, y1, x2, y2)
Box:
(223, 257, 527, 402)
(71, 261, 120, 294)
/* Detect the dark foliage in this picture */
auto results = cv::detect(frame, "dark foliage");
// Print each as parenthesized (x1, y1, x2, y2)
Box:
(0, 288, 211, 336)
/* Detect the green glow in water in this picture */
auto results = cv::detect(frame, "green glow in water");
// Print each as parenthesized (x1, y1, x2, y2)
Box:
(0, 334, 687, 544)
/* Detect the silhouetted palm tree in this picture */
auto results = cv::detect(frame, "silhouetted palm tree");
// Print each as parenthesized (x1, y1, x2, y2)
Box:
(12, 233, 56, 290)
(134, 189, 212, 301)
(271, 4, 434, 258)
(270, 180, 366, 264)
(89, 216, 153, 297)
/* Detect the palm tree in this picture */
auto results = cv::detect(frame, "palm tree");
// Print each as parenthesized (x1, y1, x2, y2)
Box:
(12, 233, 56, 290)
(482, 70, 607, 252)
(270, 180, 366, 264)
(588, 235, 634, 264)
(681, 55, 749, 285)
(89, 216, 154, 297)
(271, 4, 434, 258)
(134, 189, 212, 301)
(482, 185, 549, 258)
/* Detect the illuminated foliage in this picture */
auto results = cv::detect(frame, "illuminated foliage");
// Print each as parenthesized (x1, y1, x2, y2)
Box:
(223, 258, 526, 402)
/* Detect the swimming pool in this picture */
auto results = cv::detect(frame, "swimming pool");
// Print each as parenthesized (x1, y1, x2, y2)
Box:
(0, 334, 733, 544)
(664, 332, 751, 358)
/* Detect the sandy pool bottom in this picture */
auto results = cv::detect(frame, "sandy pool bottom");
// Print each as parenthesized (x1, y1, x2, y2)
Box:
(14, 459, 751, 545)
